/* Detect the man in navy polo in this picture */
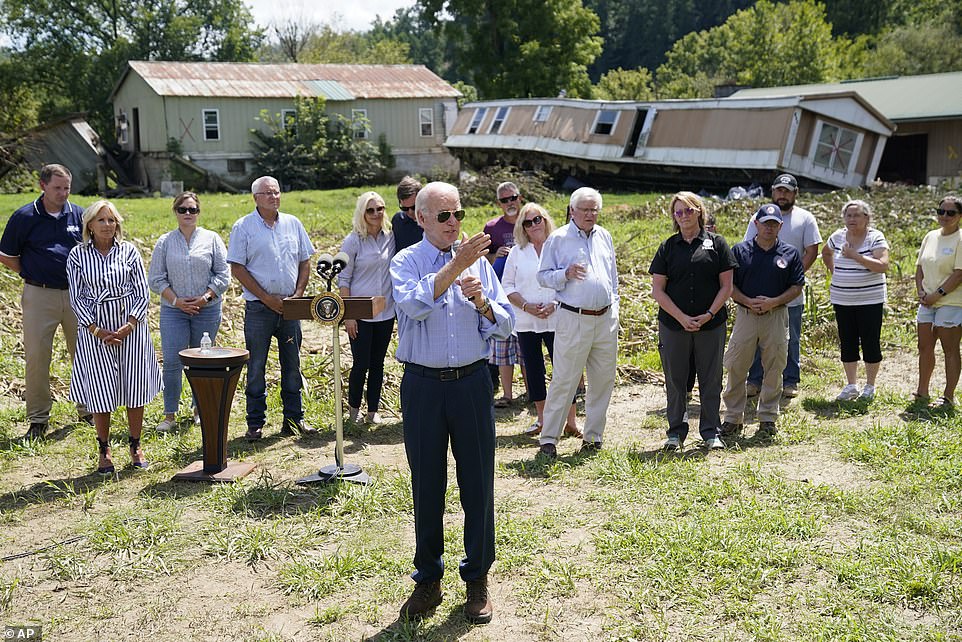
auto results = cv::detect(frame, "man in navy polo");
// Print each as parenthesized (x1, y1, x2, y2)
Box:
(721, 204, 805, 438)
(390, 175, 423, 254)
(0, 164, 91, 438)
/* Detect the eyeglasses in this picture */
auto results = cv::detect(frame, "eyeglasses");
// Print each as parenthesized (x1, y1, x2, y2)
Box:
(576, 206, 600, 215)
(522, 215, 544, 228)
(937, 208, 961, 217)
(434, 209, 466, 223)
(399, 205, 415, 212)
(175, 206, 199, 215)
(673, 207, 698, 217)
(365, 206, 386, 214)
(498, 194, 520, 204)
(255, 190, 281, 197)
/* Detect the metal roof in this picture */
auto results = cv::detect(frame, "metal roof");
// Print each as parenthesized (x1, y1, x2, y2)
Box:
(112, 61, 461, 101)
(730, 71, 962, 122)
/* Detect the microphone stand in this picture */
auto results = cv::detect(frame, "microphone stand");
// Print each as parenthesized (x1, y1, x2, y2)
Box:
(297, 252, 370, 486)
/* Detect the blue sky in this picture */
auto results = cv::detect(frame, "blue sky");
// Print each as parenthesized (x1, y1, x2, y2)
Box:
(245, 0, 416, 33)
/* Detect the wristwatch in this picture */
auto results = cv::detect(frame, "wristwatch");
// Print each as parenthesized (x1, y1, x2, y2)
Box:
(203, 292, 214, 302)
(476, 298, 492, 315)
(938, 287, 947, 296)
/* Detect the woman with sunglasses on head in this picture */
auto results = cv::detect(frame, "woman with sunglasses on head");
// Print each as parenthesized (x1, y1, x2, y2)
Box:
(502, 203, 581, 438)
(821, 199, 890, 402)
(913, 195, 962, 408)
(340, 191, 396, 424)
(148, 192, 230, 433)
(650, 192, 736, 451)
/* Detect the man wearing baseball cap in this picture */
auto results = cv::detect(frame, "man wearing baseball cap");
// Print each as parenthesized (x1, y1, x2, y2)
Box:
(743, 174, 821, 398)
(722, 204, 805, 439)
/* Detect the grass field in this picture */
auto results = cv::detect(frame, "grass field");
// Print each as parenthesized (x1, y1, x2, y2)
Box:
(0, 184, 958, 641)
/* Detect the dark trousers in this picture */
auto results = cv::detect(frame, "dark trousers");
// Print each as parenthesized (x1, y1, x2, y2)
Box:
(401, 363, 495, 583)
(658, 321, 725, 441)
(347, 318, 395, 412)
(244, 300, 303, 428)
(517, 331, 555, 402)
(834, 303, 883, 363)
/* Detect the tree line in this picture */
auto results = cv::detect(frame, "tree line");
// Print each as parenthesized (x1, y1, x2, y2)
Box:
(1, 0, 960, 147)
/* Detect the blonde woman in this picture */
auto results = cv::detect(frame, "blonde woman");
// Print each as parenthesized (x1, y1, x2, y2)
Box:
(339, 191, 395, 423)
(67, 200, 161, 474)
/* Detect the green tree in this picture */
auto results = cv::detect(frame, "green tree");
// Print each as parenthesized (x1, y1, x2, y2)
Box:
(0, 0, 263, 135)
(419, 0, 602, 98)
(656, 0, 856, 98)
(593, 66, 655, 100)
(860, 19, 962, 76)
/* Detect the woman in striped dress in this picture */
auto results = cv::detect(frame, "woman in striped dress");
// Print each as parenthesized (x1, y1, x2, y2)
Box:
(68, 200, 162, 474)
(821, 199, 890, 401)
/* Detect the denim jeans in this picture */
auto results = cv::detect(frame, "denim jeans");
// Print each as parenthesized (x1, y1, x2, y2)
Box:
(159, 302, 222, 414)
(243, 300, 303, 428)
(748, 303, 803, 387)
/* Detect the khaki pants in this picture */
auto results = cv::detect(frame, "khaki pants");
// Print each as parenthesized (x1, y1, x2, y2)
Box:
(722, 306, 789, 424)
(22, 284, 84, 423)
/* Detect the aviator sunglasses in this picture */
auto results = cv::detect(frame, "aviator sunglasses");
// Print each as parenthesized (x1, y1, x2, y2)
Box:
(365, 205, 386, 214)
(522, 215, 544, 228)
(432, 209, 465, 223)
(176, 206, 199, 214)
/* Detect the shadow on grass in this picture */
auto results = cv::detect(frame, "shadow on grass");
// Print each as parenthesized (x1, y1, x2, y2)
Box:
(801, 396, 873, 419)
(366, 608, 478, 641)
(897, 396, 955, 422)
(501, 446, 598, 479)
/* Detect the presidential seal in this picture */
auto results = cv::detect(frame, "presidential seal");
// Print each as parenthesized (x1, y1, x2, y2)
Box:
(311, 292, 345, 325)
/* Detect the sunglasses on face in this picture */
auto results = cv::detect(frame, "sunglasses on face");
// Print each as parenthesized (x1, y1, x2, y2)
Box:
(433, 209, 465, 223)
(365, 205, 386, 214)
(937, 208, 961, 217)
(673, 207, 698, 217)
(176, 206, 199, 214)
(498, 194, 520, 204)
(399, 204, 415, 212)
(522, 215, 544, 228)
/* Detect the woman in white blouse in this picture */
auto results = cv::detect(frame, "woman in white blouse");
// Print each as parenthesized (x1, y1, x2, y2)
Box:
(502, 203, 580, 437)
(339, 191, 395, 424)
(821, 199, 890, 401)
(148, 192, 229, 432)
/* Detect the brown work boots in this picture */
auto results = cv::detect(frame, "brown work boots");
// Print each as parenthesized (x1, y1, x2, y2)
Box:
(399, 576, 493, 624)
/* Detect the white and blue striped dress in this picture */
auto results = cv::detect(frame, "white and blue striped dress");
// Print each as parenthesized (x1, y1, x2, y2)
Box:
(67, 240, 162, 413)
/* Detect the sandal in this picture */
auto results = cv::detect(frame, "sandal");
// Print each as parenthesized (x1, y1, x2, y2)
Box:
(563, 424, 583, 439)
(129, 436, 150, 470)
(96, 438, 114, 475)
(911, 392, 929, 403)
(494, 397, 512, 409)
(930, 396, 954, 409)
(524, 421, 543, 436)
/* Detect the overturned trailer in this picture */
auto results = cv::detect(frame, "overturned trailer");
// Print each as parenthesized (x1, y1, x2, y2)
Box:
(445, 93, 895, 191)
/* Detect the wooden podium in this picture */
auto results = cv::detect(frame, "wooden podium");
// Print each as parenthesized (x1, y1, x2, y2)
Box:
(172, 346, 257, 482)
(283, 294, 385, 484)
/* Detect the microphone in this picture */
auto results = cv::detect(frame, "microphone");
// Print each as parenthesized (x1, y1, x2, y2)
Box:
(332, 251, 349, 273)
(316, 253, 334, 276)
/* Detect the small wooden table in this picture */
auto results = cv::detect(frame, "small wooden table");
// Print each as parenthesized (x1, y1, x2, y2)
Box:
(172, 347, 256, 482)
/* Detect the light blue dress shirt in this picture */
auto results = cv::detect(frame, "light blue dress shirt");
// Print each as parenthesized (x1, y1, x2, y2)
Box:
(537, 222, 619, 310)
(148, 227, 230, 304)
(226, 210, 315, 300)
(339, 230, 396, 322)
(391, 239, 514, 368)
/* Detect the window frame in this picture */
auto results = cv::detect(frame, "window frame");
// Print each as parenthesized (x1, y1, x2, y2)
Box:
(592, 109, 619, 136)
(468, 107, 488, 134)
(812, 121, 860, 174)
(533, 105, 553, 123)
(419, 107, 434, 137)
(487, 106, 510, 134)
(281, 109, 296, 133)
(351, 109, 369, 140)
(202, 109, 220, 142)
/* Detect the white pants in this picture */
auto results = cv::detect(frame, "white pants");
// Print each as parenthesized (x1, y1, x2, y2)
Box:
(539, 307, 618, 444)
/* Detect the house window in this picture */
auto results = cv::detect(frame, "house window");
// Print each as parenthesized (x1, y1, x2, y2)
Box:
(488, 106, 510, 134)
(352, 109, 369, 139)
(813, 122, 858, 173)
(227, 159, 246, 174)
(468, 107, 487, 134)
(281, 109, 296, 132)
(202, 109, 220, 141)
(593, 110, 619, 136)
(533, 105, 552, 123)
(419, 108, 434, 137)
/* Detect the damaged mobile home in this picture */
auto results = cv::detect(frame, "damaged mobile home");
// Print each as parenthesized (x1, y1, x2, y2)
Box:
(445, 93, 895, 191)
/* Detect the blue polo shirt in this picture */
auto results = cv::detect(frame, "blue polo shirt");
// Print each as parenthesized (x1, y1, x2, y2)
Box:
(0, 198, 84, 288)
(391, 210, 423, 255)
(732, 238, 805, 299)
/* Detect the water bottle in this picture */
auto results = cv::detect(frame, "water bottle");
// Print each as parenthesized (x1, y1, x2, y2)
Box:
(200, 332, 212, 354)
(576, 246, 592, 278)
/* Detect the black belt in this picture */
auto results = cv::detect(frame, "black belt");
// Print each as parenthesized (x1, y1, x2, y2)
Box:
(404, 359, 486, 382)
(24, 278, 68, 290)
(560, 302, 610, 316)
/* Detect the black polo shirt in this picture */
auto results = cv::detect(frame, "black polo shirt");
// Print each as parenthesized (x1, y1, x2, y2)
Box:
(649, 230, 737, 331)
(391, 210, 423, 255)
(0, 198, 84, 288)
(732, 238, 805, 299)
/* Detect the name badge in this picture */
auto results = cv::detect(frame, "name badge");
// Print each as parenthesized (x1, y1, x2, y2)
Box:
(67, 225, 80, 234)
(702, 238, 714, 250)
(776, 258, 788, 269)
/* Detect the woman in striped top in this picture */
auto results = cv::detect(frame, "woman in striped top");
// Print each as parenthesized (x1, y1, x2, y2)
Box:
(821, 199, 890, 401)
(68, 200, 162, 474)
(148, 192, 229, 432)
